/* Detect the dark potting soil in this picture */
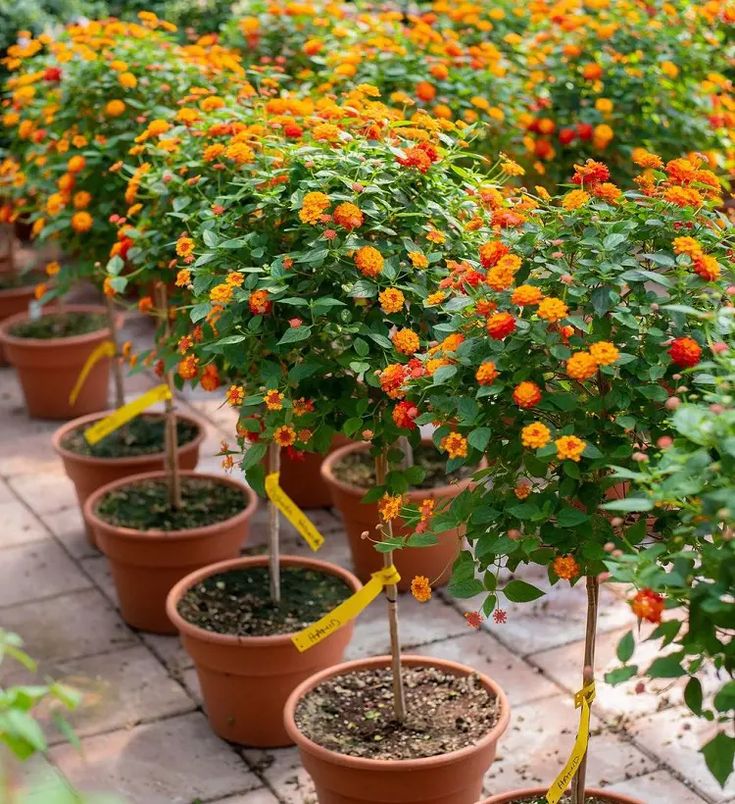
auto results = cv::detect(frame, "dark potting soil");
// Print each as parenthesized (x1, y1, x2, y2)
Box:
(61, 415, 198, 458)
(9, 311, 107, 339)
(95, 476, 246, 531)
(294, 665, 500, 761)
(333, 444, 473, 490)
(176, 565, 352, 636)
(509, 798, 610, 803)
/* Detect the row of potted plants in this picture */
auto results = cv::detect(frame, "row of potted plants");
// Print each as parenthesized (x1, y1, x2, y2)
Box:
(0, 9, 733, 804)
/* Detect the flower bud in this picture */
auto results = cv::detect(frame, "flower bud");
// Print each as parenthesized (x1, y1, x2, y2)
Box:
(665, 396, 680, 410)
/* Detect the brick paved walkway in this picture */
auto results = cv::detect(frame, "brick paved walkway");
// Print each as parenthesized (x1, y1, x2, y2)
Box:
(0, 309, 731, 803)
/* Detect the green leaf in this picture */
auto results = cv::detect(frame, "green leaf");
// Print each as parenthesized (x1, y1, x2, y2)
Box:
(277, 326, 312, 345)
(702, 731, 735, 788)
(556, 507, 589, 527)
(616, 630, 635, 663)
(602, 497, 653, 512)
(684, 678, 703, 716)
(503, 579, 545, 603)
(604, 665, 638, 685)
(646, 655, 686, 678)
(202, 229, 218, 248)
(714, 682, 735, 713)
(447, 577, 485, 599)
(468, 427, 492, 452)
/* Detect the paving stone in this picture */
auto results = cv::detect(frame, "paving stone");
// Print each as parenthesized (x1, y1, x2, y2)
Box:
(210, 790, 281, 804)
(0, 477, 16, 504)
(419, 632, 562, 708)
(80, 554, 117, 603)
(626, 706, 735, 802)
(0, 540, 91, 607)
(180, 666, 202, 704)
(5, 645, 195, 742)
(50, 712, 262, 804)
(344, 592, 468, 660)
(529, 626, 687, 721)
(0, 498, 50, 547)
(0, 589, 135, 665)
(40, 504, 98, 560)
(140, 632, 194, 674)
(7, 469, 76, 515)
(0, 428, 60, 476)
(242, 747, 317, 804)
(482, 695, 656, 795)
(608, 769, 709, 803)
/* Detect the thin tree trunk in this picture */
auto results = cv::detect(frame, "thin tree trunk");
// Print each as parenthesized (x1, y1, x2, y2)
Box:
(154, 284, 181, 510)
(105, 295, 125, 409)
(572, 574, 600, 804)
(268, 442, 281, 603)
(375, 450, 406, 722)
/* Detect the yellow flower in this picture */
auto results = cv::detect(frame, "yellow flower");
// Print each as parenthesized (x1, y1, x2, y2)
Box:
(408, 251, 429, 269)
(566, 351, 598, 381)
(589, 341, 620, 366)
(410, 575, 432, 603)
(299, 191, 330, 224)
(392, 328, 420, 355)
(118, 72, 137, 89)
(561, 189, 590, 211)
(378, 493, 403, 522)
(440, 432, 468, 459)
(379, 288, 405, 314)
(70, 211, 93, 232)
(105, 99, 126, 117)
(555, 435, 586, 462)
(521, 422, 551, 449)
(537, 297, 568, 323)
(209, 283, 233, 304)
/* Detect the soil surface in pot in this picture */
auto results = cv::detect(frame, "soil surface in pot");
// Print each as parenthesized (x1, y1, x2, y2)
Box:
(0, 272, 41, 290)
(502, 798, 612, 803)
(177, 566, 352, 636)
(295, 665, 500, 760)
(62, 415, 198, 459)
(9, 310, 107, 339)
(333, 444, 473, 490)
(95, 476, 246, 531)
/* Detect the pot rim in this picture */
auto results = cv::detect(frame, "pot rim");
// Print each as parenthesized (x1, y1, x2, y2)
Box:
(320, 440, 473, 501)
(284, 653, 511, 772)
(481, 787, 643, 804)
(165, 553, 363, 647)
(52, 409, 206, 468)
(0, 303, 115, 347)
(83, 469, 258, 541)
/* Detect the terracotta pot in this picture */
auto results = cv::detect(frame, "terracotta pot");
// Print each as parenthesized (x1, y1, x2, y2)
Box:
(166, 554, 361, 748)
(0, 279, 37, 365)
(284, 654, 510, 804)
(481, 787, 643, 803)
(271, 435, 352, 509)
(53, 411, 206, 545)
(85, 470, 257, 634)
(321, 441, 471, 590)
(0, 304, 113, 419)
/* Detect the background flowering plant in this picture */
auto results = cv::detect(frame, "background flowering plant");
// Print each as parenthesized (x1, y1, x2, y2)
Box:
(396, 155, 734, 612)
(1, 13, 242, 293)
(604, 346, 735, 788)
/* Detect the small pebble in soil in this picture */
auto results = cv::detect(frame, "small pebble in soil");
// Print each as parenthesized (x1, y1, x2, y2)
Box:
(177, 566, 353, 636)
(295, 666, 500, 760)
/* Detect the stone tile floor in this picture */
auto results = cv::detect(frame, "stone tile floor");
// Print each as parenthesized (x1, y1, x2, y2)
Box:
(0, 328, 732, 803)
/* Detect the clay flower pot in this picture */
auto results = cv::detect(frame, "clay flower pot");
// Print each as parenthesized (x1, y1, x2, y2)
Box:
(0, 278, 38, 365)
(284, 654, 510, 804)
(166, 554, 361, 748)
(0, 304, 113, 419)
(85, 470, 257, 634)
(481, 787, 643, 803)
(277, 435, 352, 509)
(321, 441, 472, 590)
(53, 411, 206, 545)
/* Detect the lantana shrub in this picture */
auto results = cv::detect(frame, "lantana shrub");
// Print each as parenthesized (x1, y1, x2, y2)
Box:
(395, 154, 734, 616)
(1, 13, 243, 291)
(605, 346, 735, 788)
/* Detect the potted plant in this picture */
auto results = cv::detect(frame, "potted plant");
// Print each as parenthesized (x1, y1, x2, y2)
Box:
(152, 92, 513, 768)
(604, 345, 735, 791)
(84, 287, 257, 634)
(0, 302, 115, 418)
(396, 155, 733, 803)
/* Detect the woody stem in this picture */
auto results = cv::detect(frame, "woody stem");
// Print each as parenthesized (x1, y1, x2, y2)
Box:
(573, 574, 600, 804)
(105, 294, 125, 409)
(375, 450, 406, 722)
(268, 442, 281, 604)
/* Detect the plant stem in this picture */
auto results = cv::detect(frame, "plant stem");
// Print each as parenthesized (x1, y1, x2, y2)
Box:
(375, 449, 406, 723)
(268, 441, 281, 603)
(105, 294, 125, 409)
(573, 574, 600, 804)
(397, 435, 414, 471)
(154, 284, 181, 510)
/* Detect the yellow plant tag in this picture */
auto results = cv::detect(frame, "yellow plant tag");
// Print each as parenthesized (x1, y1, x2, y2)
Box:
(546, 681, 596, 804)
(291, 565, 401, 653)
(68, 340, 115, 405)
(84, 384, 172, 446)
(265, 471, 325, 552)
